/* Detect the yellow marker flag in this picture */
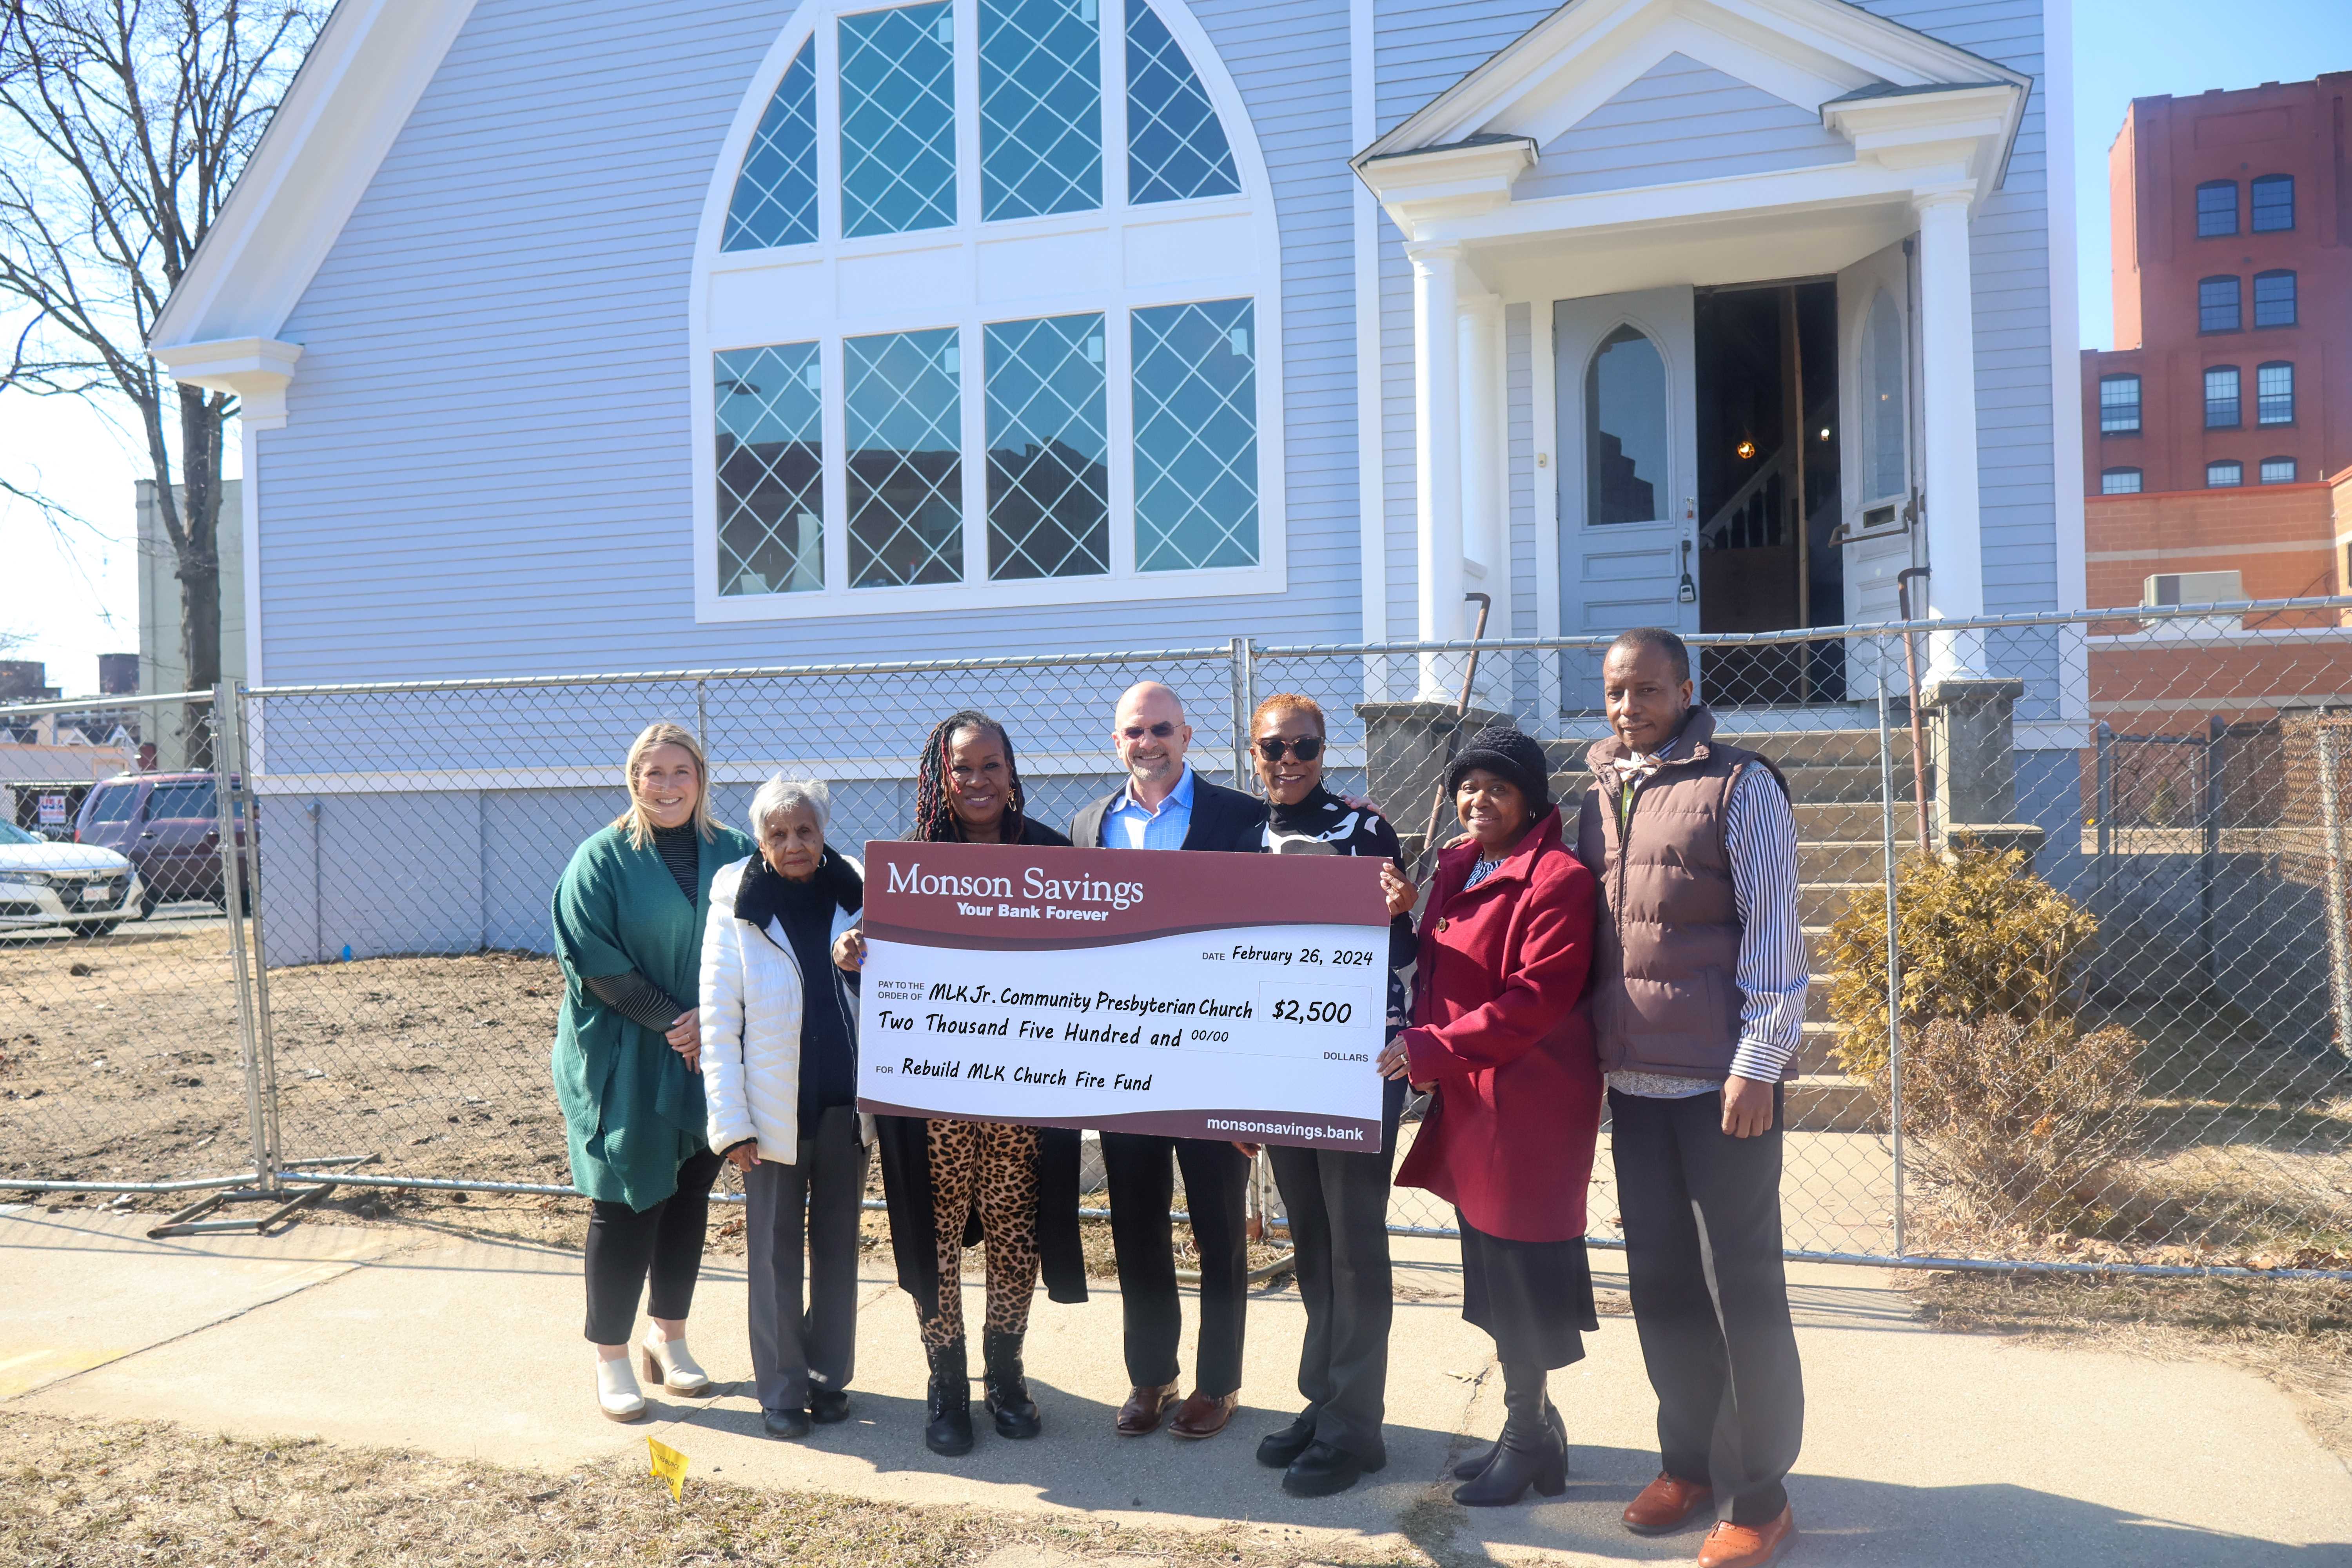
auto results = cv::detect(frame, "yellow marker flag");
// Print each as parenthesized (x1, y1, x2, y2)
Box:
(646, 1436, 689, 1501)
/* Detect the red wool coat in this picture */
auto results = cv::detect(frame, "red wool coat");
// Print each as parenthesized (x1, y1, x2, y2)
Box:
(1393, 808, 1603, 1243)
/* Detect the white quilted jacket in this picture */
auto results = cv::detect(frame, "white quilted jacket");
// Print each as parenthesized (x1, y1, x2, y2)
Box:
(699, 854, 865, 1162)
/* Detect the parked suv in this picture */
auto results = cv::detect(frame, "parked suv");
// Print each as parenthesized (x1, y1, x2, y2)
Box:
(74, 772, 249, 916)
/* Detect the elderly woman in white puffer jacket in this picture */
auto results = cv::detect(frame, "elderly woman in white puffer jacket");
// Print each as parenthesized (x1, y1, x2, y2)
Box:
(701, 776, 867, 1441)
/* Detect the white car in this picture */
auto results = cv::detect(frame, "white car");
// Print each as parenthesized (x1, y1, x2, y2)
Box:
(0, 820, 144, 935)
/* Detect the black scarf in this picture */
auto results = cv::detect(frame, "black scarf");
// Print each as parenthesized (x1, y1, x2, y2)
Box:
(735, 844, 862, 932)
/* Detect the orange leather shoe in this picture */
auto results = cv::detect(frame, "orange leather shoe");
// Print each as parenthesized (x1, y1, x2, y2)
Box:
(1696, 1506, 1796, 1568)
(1622, 1472, 1714, 1534)
(1167, 1390, 1240, 1439)
(1115, 1380, 1181, 1436)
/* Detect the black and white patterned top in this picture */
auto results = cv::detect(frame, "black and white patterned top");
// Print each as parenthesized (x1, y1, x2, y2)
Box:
(1260, 787, 1415, 1032)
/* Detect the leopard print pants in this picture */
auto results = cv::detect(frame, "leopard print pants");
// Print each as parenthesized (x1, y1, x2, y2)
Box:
(918, 1118, 1043, 1348)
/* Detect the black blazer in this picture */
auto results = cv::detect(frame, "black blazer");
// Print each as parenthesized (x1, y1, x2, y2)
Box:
(1069, 768, 1269, 852)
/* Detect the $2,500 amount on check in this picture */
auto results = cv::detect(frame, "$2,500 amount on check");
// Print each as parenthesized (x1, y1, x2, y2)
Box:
(853, 840, 1389, 1148)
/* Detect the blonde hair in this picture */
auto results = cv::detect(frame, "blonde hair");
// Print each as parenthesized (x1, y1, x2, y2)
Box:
(612, 722, 720, 848)
(1250, 692, 1326, 737)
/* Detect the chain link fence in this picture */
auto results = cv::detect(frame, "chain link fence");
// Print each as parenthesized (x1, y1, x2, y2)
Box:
(4, 607, 2349, 1280)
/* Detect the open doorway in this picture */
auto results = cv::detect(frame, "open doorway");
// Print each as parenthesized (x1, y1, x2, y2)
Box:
(1694, 279, 1844, 702)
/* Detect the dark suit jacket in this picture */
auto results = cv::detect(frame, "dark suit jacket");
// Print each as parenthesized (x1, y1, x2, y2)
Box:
(1069, 768, 1269, 852)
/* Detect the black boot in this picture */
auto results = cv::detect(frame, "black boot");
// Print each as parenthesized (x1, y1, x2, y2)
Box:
(924, 1339, 975, 1456)
(1450, 1398, 1565, 1480)
(982, 1330, 1042, 1439)
(1452, 1363, 1566, 1506)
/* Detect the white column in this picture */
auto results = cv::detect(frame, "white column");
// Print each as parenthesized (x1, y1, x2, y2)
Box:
(1412, 242, 1466, 698)
(1459, 291, 1507, 708)
(1915, 191, 1985, 679)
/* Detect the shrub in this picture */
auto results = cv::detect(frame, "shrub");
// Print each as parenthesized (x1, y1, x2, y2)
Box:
(1889, 1015, 2146, 1231)
(1824, 844, 2100, 1078)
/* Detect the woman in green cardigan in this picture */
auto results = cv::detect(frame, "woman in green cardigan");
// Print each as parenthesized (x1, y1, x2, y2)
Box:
(552, 720, 755, 1422)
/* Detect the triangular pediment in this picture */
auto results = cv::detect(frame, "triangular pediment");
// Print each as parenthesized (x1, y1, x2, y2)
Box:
(1519, 52, 1853, 201)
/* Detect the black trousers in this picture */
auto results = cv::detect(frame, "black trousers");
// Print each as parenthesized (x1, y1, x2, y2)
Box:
(743, 1106, 869, 1416)
(1101, 1131, 1249, 1397)
(582, 1146, 724, 1345)
(1266, 1074, 1403, 1460)
(1609, 1085, 1805, 1526)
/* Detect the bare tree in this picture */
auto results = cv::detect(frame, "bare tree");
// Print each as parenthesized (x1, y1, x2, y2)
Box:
(0, 0, 320, 752)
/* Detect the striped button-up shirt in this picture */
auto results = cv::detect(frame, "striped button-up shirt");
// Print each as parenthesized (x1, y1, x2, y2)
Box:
(1602, 733, 1809, 1096)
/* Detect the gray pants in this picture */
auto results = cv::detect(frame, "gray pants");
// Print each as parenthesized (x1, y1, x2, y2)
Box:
(742, 1105, 868, 1416)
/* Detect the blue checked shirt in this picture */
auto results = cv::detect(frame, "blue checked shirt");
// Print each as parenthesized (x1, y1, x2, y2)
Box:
(1102, 764, 1196, 850)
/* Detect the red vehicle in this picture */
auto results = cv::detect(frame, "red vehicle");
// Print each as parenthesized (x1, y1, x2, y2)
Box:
(74, 772, 250, 917)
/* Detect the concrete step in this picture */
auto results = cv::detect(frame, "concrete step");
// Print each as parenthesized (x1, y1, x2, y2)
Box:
(1713, 729, 1918, 767)
(1796, 1020, 1843, 1074)
(1786, 1073, 1882, 1133)
(1799, 881, 1876, 926)
(1798, 840, 1892, 882)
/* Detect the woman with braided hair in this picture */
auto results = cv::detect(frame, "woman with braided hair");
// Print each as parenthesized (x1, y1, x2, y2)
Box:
(833, 711, 1087, 1456)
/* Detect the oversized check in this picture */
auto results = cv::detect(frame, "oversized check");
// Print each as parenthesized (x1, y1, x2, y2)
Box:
(855, 840, 1388, 1149)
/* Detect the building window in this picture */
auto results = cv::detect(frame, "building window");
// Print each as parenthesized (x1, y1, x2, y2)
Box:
(2259, 457, 2297, 485)
(981, 0, 1103, 221)
(2196, 180, 2238, 237)
(845, 328, 964, 586)
(2100, 467, 2143, 495)
(1585, 325, 1670, 526)
(1859, 292, 1906, 501)
(2204, 365, 2241, 428)
(840, 2, 960, 238)
(716, 342, 825, 594)
(2253, 269, 2297, 328)
(1125, 0, 1238, 203)
(2252, 173, 2294, 232)
(1132, 298, 1256, 568)
(2198, 275, 2241, 333)
(724, 42, 817, 249)
(2098, 373, 2141, 434)
(985, 312, 1109, 578)
(2206, 460, 2243, 488)
(2257, 361, 2294, 425)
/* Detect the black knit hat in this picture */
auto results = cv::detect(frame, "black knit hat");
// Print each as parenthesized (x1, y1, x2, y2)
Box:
(1445, 725, 1552, 815)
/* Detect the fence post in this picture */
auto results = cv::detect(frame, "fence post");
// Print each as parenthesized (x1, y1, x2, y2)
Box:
(212, 685, 279, 1192)
(2317, 720, 2352, 1057)
(1229, 637, 1256, 790)
(1876, 654, 1906, 1258)
(2201, 714, 2224, 985)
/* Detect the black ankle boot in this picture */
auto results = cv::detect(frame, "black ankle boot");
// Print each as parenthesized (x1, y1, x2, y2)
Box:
(982, 1330, 1041, 1439)
(924, 1340, 975, 1456)
(1450, 1399, 1565, 1480)
(1452, 1363, 1566, 1506)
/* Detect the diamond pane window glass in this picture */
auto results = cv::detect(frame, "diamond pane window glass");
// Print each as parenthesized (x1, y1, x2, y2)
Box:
(1125, 0, 1238, 204)
(2258, 361, 2294, 425)
(981, 0, 1102, 221)
(2099, 467, 2142, 495)
(2260, 457, 2297, 485)
(841, 3, 958, 238)
(2099, 374, 2141, 434)
(2196, 180, 2237, 237)
(846, 328, 964, 586)
(1132, 297, 1256, 570)
(724, 42, 818, 249)
(2254, 270, 2297, 328)
(2207, 460, 2243, 488)
(2252, 174, 2294, 232)
(716, 343, 824, 595)
(2205, 366, 2240, 428)
(2198, 276, 2240, 333)
(986, 314, 1109, 579)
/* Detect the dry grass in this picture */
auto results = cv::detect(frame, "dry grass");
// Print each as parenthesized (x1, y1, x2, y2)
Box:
(0, 1412, 1406, 1568)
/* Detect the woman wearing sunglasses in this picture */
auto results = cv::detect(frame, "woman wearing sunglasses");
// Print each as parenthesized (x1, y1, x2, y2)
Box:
(1246, 693, 1419, 1497)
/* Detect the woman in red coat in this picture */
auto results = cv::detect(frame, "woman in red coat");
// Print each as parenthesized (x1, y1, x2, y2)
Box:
(1379, 725, 1602, 1508)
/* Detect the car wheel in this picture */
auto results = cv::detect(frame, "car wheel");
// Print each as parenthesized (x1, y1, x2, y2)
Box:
(77, 920, 121, 938)
(138, 889, 158, 920)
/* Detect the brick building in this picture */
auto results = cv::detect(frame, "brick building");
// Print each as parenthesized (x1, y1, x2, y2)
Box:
(2081, 74, 2350, 503)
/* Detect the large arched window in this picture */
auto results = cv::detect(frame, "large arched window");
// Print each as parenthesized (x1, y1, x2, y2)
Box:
(1584, 325, 1668, 526)
(696, 0, 1279, 619)
(1859, 291, 1906, 502)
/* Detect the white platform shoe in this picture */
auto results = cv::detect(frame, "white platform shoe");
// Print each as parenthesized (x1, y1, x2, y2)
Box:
(637, 1330, 713, 1397)
(595, 1356, 646, 1423)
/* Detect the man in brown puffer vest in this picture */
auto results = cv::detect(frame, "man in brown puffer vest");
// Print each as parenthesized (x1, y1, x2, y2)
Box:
(1575, 628, 1807, 1568)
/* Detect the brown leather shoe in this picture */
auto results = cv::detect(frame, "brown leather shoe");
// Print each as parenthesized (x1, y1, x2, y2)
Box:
(1166, 1390, 1240, 1439)
(1696, 1506, 1795, 1568)
(1115, 1380, 1181, 1436)
(1622, 1472, 1715, 1535)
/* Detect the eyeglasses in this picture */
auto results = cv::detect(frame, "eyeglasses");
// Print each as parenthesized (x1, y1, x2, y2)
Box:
(1120, 722, 1179, 740)
(1254, 735, 1325, 762)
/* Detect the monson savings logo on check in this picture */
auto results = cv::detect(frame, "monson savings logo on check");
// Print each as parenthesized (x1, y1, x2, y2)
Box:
(887, 861, 1147, 924)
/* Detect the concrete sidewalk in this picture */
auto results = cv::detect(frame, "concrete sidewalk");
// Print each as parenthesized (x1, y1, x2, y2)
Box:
(4, 1204, 2347, 1566)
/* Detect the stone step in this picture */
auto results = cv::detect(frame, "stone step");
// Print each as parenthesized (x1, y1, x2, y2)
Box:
(1785, 1073, 1881, 1133)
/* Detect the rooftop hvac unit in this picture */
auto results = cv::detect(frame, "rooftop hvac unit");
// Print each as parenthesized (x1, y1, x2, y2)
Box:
(2143, 569, 2244, 607)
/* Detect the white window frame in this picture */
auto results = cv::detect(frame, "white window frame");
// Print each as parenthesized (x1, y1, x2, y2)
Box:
(688, 0, 1286, 622)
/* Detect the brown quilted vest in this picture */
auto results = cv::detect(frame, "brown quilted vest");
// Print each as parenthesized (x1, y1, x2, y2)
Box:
(1575, 706, 1790, 1080)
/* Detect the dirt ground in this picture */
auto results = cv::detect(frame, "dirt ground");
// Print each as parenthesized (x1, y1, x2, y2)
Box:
(0, 1411, 1401, 1568)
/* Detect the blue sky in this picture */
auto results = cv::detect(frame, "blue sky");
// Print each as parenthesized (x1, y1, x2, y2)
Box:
(4, 1, 2351, 689)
